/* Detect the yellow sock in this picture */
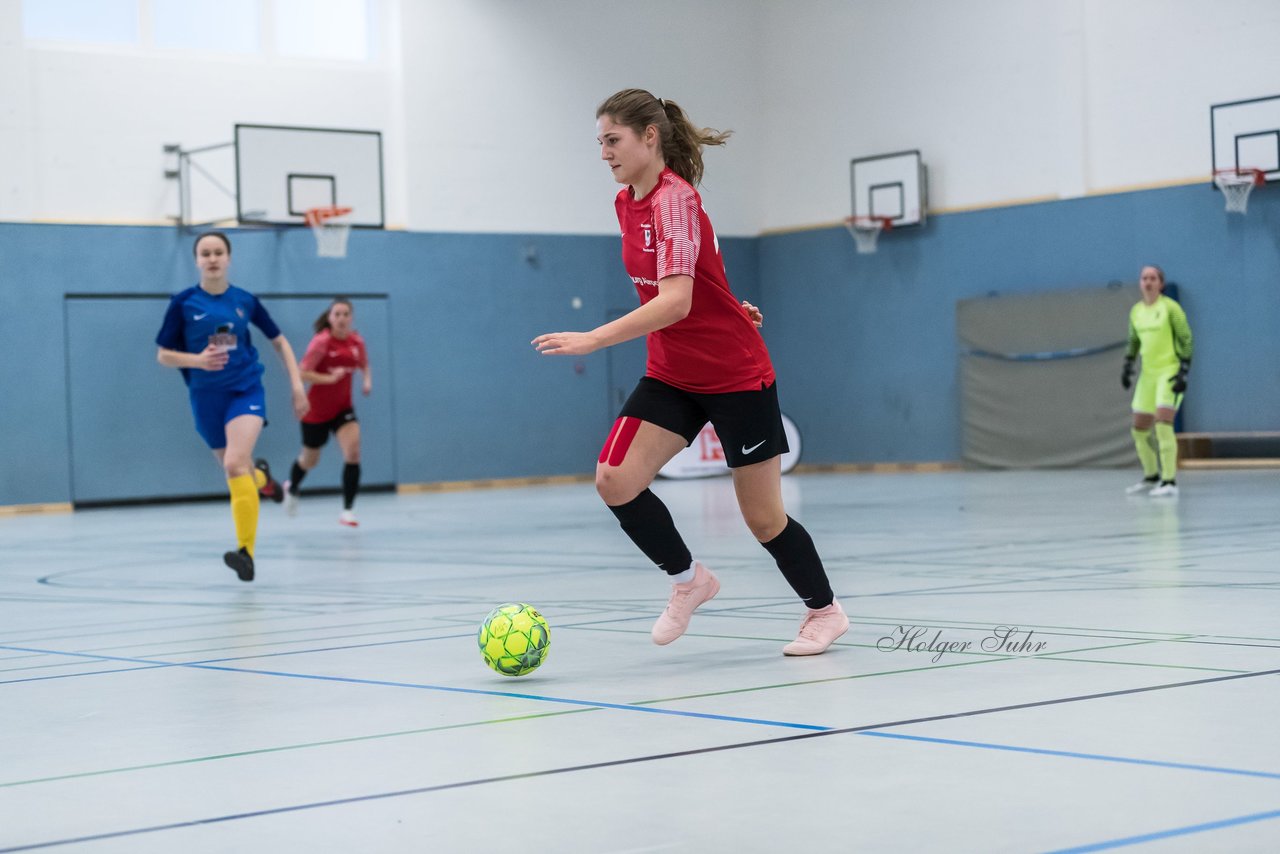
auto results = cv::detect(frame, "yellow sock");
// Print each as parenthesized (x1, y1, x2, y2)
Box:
(1130, 428, 1159, 478)
(251, 467, 267, 490)
(228, 474, 259, 557)
(1154, 422, 1178, 481)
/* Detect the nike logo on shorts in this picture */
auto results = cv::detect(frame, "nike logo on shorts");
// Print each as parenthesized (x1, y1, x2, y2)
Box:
(249, 405, 262, 411)
(194, 312, 208, 320)
(742, 440, 766, 455)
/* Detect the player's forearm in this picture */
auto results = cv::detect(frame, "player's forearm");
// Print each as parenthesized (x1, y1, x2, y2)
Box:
(272, 337, 306, 391)
(300, 370, 333, 385)
(156, 347, 200, 369)
(590, 291, 690, 350)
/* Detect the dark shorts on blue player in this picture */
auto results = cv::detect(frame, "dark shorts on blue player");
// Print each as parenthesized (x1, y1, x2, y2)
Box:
(619, 377, 788, 468)
(189, 383, 268, 449)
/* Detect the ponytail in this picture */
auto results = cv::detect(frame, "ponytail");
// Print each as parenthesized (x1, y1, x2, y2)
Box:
(597, 89, 731, 187)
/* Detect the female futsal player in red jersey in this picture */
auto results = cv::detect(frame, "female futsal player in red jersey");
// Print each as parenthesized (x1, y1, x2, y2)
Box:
(533, 89, 847, 655)
(283, 298, 371, 526)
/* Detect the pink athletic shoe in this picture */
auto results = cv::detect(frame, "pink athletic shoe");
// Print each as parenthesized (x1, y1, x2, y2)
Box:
(783, 600, 849, 656)
(651, 562, 720, 645)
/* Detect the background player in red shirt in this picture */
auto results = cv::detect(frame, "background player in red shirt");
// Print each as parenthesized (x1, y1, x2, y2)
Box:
(533, 89, 848, 655)
(283, 298, 372, 527)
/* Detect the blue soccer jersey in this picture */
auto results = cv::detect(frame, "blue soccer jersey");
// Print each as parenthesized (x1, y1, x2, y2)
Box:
(155, 285, 281, 390)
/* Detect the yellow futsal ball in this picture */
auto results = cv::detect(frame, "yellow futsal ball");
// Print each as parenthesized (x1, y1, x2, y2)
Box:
(478, 603, 550, 677)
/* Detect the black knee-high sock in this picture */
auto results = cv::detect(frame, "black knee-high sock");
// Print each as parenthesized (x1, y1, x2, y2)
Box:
(761, 516, 834, 608)
(607, 489, 692, 576)
(342, 463, 360, 510)
(289, 461, 307, 495)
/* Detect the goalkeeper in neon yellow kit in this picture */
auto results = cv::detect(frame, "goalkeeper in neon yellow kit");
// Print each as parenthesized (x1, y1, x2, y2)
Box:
(1121, 265, 1193, 497)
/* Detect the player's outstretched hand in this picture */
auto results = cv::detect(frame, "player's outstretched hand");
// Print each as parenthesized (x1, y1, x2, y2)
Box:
(532, 331, 599, 356)
(741, 300, 763, 327)
(195, 344, 230, 372)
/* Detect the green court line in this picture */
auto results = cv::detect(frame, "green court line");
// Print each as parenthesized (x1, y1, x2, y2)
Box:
(635, 656, 1024, 703)
(839, 613, 1229, 638)
(3, 655, 1019, 790)
(4, 611, 454, 648)
(0, 650, 1047, 789)
(0, 616, 1190, 676)
(0, 627, 470, 675)
(585, 629, 1248, 694)
(1036, 657, 1249, 674)
(635, 640, 1245, 703)
(578, 623, 1201, 663)
(0, 626, 1253, 790)
(0, 708, 595, 789)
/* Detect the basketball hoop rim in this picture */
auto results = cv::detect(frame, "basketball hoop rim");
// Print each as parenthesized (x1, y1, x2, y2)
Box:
(304, 205, 354, 227)
(843, 215, 894, 232)
(1213, 167, 1265, 187)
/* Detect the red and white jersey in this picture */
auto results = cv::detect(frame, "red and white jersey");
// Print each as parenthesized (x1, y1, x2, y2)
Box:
(616, 168, 774, 394)
(300, 329, 367, 423)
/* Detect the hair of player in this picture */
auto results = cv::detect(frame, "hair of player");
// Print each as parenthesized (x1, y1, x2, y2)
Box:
(193, 231, 232, 257)
(596, 88, 731, 188)
(314, 296, 353, 333)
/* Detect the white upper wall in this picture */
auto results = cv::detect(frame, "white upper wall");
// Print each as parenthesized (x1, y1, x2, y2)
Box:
(397, 0, 762, 235)
(755, 0, 1280, 230)
(0, 0, 406, 226)
(1083, 0, 1280, 191)
(2, 0, 1278, 234)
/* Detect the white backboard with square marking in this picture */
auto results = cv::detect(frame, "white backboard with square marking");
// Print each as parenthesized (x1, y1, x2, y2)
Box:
(851, 150, 927, 227)
(1210, 94, 1280, 181)
(236, 124, 385, 227)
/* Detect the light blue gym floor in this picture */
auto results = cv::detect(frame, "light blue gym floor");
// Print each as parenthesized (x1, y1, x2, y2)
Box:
(2, 469, 1278, 853)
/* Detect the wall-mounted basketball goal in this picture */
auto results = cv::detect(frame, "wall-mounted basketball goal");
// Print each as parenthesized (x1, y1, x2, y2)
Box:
(165, 124, 385, 253)
(1210, 93, 1279, 214)
(846, 149, 927, 254)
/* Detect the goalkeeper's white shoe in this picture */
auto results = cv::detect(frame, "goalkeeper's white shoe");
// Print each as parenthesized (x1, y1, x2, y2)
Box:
(1125, 477, 1159, 495)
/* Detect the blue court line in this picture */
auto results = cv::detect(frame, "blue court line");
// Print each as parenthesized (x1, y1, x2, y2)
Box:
(0, 644, 828, 732)
(1043, 808, 1280, 852)
(3, 726, 1278, 854)
(857, 731, 1280, 781)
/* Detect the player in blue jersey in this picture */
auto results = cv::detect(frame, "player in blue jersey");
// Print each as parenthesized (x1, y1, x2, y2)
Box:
(155, 232, 309, 581)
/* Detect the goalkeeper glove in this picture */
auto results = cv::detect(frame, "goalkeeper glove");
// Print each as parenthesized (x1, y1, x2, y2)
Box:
(1170, 359, 1190, 394)
(1121, 356, 1135, 390)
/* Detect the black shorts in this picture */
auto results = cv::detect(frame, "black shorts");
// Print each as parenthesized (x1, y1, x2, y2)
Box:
(618, 377, 788, 468)
(301, 408, 358, 449)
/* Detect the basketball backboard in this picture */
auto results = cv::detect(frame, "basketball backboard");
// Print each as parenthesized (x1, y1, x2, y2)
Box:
(1210, 94, 1280, 181)
(850, 150, 927, 228)
(235, 124, 385, 228)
